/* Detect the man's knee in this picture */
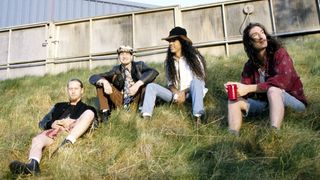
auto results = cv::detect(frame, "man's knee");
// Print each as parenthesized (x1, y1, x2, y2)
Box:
(79, 110, 95, 123)
(83, 110, 95, 119)
(267, 86, 282, 97)
(146, 83, 157, 91)
(228, 98, 248, 111)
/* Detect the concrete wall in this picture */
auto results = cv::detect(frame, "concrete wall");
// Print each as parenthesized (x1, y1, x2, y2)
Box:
(0, 0, 319, 80)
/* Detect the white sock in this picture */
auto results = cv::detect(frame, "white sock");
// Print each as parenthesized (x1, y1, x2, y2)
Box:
(194, 113, 201, 117)
(28, 157, 40, 163)
(66, 135, 76, 144)
(142, 112, 151, 117)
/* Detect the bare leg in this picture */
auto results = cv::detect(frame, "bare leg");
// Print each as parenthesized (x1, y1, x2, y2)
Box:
(228, 98, 249, 133)
(29, 134, 54, 162)
(267, 87, 284, 129)
(67, 110, 95, 141)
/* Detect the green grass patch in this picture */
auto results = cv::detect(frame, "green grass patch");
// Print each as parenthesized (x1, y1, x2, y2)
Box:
(1, 37, 320, 179)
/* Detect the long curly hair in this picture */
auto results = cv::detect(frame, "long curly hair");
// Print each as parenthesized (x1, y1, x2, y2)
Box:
(165, 38, 206, 84)
(242, 23, 282, 67)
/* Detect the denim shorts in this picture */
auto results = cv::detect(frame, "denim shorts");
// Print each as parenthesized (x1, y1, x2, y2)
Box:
(245, 91, 306, 117)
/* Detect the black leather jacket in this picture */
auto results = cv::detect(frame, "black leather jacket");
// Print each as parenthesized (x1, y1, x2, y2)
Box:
(89, 61, 159, 90)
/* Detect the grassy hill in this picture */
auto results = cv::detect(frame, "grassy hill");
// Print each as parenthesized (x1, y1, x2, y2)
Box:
(1, 37, 320, 179)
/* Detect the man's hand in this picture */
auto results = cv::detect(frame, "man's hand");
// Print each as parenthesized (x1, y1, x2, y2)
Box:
(51, 119, 65, 130)
(128, 80, 144, 96)
(175, 91, 186, 104)
(224, 82, 259, 97)
(97, 79, 113, 94)
(169, 85, 179, 94)
(51, 118, 75, 131)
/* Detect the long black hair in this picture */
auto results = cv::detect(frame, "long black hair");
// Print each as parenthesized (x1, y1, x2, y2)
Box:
(242, 23, 282, 67)
(165, 38, 206, 85)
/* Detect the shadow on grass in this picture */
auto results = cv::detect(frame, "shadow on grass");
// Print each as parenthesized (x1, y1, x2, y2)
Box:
(189, 122, 320, 179)
(189, 139, 269, 179)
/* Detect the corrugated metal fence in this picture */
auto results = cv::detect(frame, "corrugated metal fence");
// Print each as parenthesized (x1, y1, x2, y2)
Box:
(0, 0, 319, 80)
(0, 0, 155, 28)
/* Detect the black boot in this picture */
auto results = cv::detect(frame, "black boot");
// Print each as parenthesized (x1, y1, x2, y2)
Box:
(101, 110, 110, 123)
(9, 159, 40, 175)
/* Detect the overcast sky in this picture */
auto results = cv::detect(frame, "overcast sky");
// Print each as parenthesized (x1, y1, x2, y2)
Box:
(125, 0, 227, 7)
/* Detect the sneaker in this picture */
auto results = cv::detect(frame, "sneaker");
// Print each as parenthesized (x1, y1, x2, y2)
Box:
(9, 159, 40, 175)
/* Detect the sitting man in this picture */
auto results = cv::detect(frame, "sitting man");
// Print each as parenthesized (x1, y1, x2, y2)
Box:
(89, 45, 159, 121)
(224, 23, 307, 136)
(9, 78, 97, 175)
(141, 27, 207, 127)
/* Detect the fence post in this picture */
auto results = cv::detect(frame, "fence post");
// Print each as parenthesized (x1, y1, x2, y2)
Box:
(174, 6, 182, 27)
(222, 4, 229, 57)
(89, 18, 93, 70)
(6, 29, 12, 79)
(46, 22, 56, 74)
(317, 0, 320, 25)
(268, 0, 277, 34)
(132, 13, 136, 51)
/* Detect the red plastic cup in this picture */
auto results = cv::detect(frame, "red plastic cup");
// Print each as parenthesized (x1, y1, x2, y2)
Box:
(227, 84, 237, 101)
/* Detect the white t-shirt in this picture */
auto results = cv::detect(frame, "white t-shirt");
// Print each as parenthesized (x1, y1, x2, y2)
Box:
(167, 56, 205, 91)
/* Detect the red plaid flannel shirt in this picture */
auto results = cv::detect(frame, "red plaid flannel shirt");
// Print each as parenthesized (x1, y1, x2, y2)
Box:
(241, 48, 307, 106)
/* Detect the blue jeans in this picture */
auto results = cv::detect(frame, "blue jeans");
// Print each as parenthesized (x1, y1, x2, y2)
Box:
(141, 79, 206, 116)
(245, 91, 306, 117)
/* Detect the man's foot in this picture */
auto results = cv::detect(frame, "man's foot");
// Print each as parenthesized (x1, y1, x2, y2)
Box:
(9, 159, 40, 175)
(101, 110, 110, 123)
(194, 116, 202, 129)
(141, 112, 151, 120)
(228, 129, 240, 137)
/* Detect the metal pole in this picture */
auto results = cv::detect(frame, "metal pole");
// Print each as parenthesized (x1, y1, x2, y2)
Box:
(7, 29, 12, 79)
(173, 6, 182, 27)
(268, 0, 277, 34)
(317, 0, 320, 25)
(132, 13, 135, 51)
(89, 18, 93, 70)
(221, 4, 229, 57)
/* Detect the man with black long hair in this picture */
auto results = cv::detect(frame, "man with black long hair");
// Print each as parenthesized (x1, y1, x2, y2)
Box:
(141, 27, 207, 127)
(225, 23, 307, 136)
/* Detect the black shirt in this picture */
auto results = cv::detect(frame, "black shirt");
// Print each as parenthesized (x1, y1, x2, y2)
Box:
(39, 101, 97, 130)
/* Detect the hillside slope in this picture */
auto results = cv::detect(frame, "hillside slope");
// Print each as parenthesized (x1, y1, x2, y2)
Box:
(1, 37, 319, 179)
